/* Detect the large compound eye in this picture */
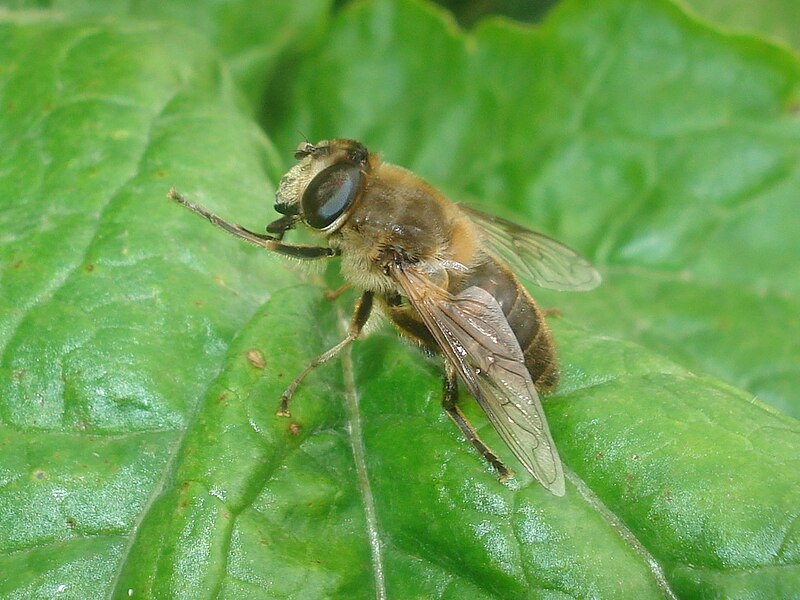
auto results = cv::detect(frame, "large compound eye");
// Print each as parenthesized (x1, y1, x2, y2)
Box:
(302, 163, 363, 229)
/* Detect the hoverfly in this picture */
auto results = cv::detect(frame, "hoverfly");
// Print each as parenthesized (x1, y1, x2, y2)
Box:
(169, 139, 600, 496)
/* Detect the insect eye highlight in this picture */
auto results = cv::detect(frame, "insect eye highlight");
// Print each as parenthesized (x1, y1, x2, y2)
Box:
(302, 163, 363, 229)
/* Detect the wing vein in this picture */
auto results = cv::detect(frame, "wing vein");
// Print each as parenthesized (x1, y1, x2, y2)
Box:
(389, 263, 565, 495)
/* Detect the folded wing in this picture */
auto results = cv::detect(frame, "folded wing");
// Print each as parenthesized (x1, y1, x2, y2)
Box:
(390, 263, 565, 495)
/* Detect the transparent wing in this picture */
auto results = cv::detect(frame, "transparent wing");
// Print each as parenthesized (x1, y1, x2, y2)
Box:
(461, 205, 601, 292)
(391, 264, 565, 495)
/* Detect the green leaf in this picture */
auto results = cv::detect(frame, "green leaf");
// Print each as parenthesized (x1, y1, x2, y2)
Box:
(0, 1, 798, 599)
(0, 14, 301, 598)
(682, 0, 800, 55)
(0, 0, 332, 110)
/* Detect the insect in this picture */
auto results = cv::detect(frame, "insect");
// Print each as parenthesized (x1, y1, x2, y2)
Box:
(168, 139, 600, 496)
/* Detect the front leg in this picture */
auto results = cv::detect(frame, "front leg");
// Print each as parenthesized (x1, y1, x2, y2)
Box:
(167, 189, 339, 260)
(278, 291, 374, 417)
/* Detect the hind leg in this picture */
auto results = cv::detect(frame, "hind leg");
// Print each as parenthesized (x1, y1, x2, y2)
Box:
(441, 361, 512, 480)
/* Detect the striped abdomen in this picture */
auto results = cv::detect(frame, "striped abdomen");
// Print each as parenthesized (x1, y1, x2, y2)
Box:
(457, 257, 559, 392)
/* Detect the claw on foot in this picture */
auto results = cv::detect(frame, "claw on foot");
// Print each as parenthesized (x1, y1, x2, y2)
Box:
(276, 398, 291, 418)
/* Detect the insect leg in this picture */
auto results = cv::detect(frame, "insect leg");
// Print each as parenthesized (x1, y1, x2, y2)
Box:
(167, 189, 339, 260)
(277, 291, 374, 417)
(441, 361, 512, 480)
(324, 284, 352, 301)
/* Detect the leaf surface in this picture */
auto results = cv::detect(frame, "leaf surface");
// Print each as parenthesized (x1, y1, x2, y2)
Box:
(684, 0, 800, 54)
(0, 1, 798, 598)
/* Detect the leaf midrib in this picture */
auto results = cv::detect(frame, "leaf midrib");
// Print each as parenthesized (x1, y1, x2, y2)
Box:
(338, 303, 388, 600)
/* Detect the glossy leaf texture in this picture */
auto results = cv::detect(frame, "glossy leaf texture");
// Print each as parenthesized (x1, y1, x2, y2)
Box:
(0, 1, 799, 599)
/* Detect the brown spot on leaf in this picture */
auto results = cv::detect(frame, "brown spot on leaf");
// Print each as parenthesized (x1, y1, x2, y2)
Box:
(247, 350, 266, 369)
